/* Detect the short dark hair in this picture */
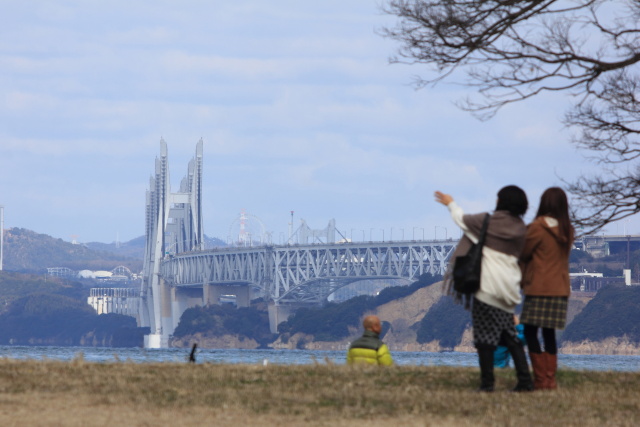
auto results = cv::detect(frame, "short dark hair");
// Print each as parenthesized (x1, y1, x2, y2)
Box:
(496, 185, 528, 217)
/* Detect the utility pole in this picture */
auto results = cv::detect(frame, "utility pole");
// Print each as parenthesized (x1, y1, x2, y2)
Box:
(627, 235, 631, 270)
(288, 211, 294, 244)
(0, 205, 4, 271)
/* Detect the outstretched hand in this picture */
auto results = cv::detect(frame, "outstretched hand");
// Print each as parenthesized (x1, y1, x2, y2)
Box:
(434, 191, 454, 206)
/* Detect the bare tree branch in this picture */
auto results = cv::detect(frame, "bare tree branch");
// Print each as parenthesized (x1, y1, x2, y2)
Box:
(382, 0, 640, 234)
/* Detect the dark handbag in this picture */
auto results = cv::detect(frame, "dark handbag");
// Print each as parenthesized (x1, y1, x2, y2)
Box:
(452, 214, 490, 294)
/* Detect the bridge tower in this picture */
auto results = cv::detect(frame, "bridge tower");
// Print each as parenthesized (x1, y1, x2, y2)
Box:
(140, 139, 204, 348)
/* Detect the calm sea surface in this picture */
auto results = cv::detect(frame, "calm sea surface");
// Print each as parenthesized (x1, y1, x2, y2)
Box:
(1, 346, 639, 371)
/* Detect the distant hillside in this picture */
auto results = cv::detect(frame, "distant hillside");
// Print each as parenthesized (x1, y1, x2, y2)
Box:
(277, 281, 640, 354)
(562, 284, 640, 344)
(203, 235, 227, 248)
(152, 269, 640, 353)
(2, 228, 142, 273)
(0, 271, 86, 315)
(276, 274, 442, 343)
(0, 271, 146, 347)
(84, 236, 147, 260)
(2, 228, 227, 274)
(85, 234, 226, 259)
(414, 297, 471, 348)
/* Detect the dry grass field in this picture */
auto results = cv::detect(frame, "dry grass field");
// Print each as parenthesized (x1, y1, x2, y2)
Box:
(0, 358, 638, 426)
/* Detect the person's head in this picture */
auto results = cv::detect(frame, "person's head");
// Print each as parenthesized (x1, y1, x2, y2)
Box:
(536, 187, 569, 220)
(495, 185, 528, 217)
(363, 315, 382, 334)
(536, 187, 573, 250)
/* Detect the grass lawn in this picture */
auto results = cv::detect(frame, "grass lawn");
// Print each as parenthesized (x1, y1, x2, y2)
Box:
(0, 358, 637, 426)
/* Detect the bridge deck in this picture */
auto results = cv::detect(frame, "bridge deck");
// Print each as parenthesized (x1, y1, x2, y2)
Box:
(160, 240, 457, 304)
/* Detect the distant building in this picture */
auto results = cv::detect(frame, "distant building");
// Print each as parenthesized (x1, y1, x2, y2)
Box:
(47, 265, 139, 286)
(570, 270, 625, 292)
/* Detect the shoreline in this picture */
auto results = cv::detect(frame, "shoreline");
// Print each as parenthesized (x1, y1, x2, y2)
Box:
(265, 330, 640, 355)
(172, 337, 640, 356)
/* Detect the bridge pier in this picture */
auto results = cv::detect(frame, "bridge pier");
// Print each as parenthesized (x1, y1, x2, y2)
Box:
(203, 284, 251, 307)
(144, 334, 165, 348)
(203, 284, 218, 305)
(268, 304, 293, 334)
(159, 279, 173, 348)
(172, 287, 202, 331)
(235, 287, 250, 308)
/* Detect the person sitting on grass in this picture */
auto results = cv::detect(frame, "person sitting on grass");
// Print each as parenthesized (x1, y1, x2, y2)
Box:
(347, 315, 393, 366)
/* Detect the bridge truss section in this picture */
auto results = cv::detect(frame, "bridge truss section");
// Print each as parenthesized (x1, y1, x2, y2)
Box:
(88, 288, 140, 323)
(270, 242, 454, 304)
(160, 241, 456, 305)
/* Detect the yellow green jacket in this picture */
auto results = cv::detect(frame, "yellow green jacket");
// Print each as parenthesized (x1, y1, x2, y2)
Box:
(347, 330, 393, 366)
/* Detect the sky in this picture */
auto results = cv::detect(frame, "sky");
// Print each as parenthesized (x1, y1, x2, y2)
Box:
(1, 1, 633, 245)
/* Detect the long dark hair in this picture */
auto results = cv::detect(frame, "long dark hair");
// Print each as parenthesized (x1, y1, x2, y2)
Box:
(536, 187, 573, 252)
(495, 185, 528, 217)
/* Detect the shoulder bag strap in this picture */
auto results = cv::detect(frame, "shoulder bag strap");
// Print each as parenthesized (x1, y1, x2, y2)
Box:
(477, 214, 491, 248)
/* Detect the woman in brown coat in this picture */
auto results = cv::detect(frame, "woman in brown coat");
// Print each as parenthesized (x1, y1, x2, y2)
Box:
(520, 187, 574, 390)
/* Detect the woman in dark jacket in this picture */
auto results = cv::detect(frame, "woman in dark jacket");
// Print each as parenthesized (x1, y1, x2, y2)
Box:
(520, 187, 574, 390)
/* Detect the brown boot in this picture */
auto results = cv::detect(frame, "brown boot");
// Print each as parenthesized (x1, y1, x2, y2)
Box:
(545, 353, 558, 390)
(529, 352, 546, 390)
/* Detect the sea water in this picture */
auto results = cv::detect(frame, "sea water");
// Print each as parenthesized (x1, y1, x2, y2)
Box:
(1, 345, 639, 371)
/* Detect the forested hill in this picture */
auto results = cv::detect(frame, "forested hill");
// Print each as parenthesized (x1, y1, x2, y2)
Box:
(0, 271, 85, 314)
(170, 274, 445, 349)
(274, 280, 640, 352)
(0, 271, 146, 346)
(562, 284, 640, 344)
(2, 227, 226, 273)
(277, 274, 443, 343)
(3, 228, 142, 273)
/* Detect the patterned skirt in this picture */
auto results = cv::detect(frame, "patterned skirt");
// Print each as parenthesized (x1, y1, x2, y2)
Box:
(471, 299, 517, 347)
(520, 296, 568, 330)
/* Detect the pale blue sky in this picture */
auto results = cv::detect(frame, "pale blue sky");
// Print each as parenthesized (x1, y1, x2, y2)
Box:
(1, 1, 625, 244)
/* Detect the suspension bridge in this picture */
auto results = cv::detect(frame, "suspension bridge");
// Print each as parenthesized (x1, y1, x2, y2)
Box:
(139, 141, 457, 348)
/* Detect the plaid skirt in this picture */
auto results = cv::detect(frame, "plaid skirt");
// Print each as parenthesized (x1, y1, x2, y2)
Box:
(520, 296, 568, 330)
(471, 299, 517, 347)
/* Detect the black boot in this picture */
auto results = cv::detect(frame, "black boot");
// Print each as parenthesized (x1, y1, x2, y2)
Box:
(476, 344, 496, 392)
(504, 334, 533, 392)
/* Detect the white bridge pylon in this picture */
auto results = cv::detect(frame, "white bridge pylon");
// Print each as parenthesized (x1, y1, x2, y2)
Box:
(140, 139, 204, 349)
(140, 140, 457, 348)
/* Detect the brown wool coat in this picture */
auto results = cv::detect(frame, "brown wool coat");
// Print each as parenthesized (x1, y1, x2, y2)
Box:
(520, 216, 574, 297)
